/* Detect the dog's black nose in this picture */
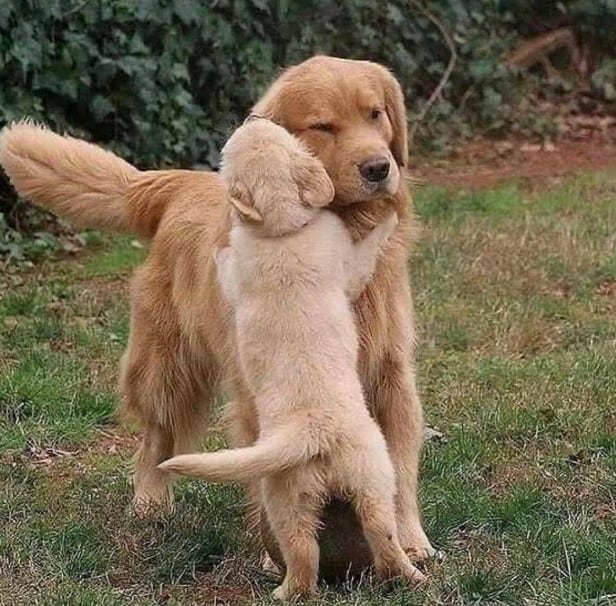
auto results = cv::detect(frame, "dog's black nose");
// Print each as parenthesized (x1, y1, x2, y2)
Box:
(359, 157, 390, 182)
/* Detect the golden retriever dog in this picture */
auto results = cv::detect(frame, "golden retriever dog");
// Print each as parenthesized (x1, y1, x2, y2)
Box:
(159, 118, 422, 598)
(0, 56, 434, 564)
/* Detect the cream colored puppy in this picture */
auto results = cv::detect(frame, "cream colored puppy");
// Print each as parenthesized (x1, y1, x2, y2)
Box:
(160, 119, 424, 599)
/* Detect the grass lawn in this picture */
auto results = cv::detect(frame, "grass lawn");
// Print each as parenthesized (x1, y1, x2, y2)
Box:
(1, 172, 615, 605)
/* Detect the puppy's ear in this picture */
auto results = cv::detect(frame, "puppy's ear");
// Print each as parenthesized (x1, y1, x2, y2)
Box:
(228, 182, 262, 223)
(381, 68, 408, 167)
(293, 156, 335, 207)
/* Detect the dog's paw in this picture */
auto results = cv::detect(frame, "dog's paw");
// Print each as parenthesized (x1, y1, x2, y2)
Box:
(272, 580, 317, 601)
(404, 542, 436, 561)
(403, 540, 440, 564)
(272, 584, 289, 601)
(374, 553, 426, 586)
(399, 523, 437, 564)
(129, 487, 175, 519)
(400, 560, 427, 585)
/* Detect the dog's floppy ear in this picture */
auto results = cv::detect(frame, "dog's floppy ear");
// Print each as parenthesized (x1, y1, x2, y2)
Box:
(381, 68, 408, 167)
(228, 182, 262, 223)
(293, 155, 335, 207)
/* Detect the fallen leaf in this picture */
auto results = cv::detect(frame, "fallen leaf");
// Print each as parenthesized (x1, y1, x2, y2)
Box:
(520, 143, 542, 153)
(424, 426, 447, 444)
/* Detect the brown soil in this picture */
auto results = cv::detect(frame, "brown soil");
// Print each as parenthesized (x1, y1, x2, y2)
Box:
(413, 128, 616, 189)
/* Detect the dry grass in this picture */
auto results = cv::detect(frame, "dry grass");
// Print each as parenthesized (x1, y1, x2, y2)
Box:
(1, 172, 615, 605)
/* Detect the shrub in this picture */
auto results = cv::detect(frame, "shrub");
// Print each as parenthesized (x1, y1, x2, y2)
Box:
(0, 0, 614, 259)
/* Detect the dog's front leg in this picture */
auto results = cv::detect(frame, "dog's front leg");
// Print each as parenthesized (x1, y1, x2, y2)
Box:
(224, 394, 262, 527)
(371, 349, 435, 562)
(364, 273, 436, 563)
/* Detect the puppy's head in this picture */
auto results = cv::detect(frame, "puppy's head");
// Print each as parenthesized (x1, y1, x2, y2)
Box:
(252, 56, 408, 206)
(220, 119, 334, 236)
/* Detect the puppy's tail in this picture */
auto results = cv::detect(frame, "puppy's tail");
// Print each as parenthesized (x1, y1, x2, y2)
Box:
(158, 428, 309, 483)
(0, 121, 171, 238)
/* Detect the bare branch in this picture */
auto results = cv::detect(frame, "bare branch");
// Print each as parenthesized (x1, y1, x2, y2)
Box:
(62, 0, 93, 19)
(409, 1, 458, 145)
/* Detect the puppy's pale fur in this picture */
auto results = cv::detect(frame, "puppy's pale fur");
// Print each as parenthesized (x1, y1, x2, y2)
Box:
(160, 120, 423, 599)
(0, 56, 434, 563)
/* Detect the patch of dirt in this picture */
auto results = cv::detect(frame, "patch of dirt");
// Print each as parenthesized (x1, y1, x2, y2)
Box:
(413, 124, 616, 189)
(596, 280, 616, 313)
(73, 272, 129, 296)
(194, 555, 278, 604)
(150, 575, 257, 606)
(1, 427, 138, 478)
(597, 280, 616, 299)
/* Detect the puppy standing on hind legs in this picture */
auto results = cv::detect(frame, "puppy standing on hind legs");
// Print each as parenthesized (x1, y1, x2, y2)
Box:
(0, 57, 435, 565)
(159, 118, 425, 599)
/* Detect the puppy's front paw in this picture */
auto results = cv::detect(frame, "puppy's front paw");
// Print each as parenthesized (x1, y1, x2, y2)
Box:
(213, 249, 220, 265)
(213, 246, 230, 268)
(382, 210, 399, 238)
(375, 552, 426, 587)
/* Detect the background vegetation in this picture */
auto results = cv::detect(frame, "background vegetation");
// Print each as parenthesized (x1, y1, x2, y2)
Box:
(1, 4, 614, 602)
(1, 0, 616, 259)
(1, 173, 614, 604)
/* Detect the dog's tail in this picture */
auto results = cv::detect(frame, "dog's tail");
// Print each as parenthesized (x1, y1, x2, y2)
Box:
(0, 121, 174, 238)
(158, 428, 310, 483)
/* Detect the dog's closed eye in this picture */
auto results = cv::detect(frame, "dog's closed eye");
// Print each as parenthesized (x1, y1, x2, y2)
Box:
(309, 123, 335, 134)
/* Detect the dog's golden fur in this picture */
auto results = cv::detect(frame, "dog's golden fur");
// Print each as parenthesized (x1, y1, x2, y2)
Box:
(0, 55, 433, 561)
(160, 119, 423, 598)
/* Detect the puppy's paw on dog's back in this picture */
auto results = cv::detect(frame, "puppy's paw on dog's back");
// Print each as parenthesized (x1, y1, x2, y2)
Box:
(383, 209, 399, 238)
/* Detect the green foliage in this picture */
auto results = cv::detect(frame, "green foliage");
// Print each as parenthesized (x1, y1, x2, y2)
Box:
(0, 1, 499, 168)
(0, 1, 613, 167)
(0, 0, 615, 259)
(592, 58, 616, 101)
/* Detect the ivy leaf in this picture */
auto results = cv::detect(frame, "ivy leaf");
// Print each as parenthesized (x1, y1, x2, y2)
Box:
(470, 58, 495, 80)
(0, 3, 13, 28)
(173, 0, 202, 24)
(37, 71, 79, 100)
(91, 95, 115, 120)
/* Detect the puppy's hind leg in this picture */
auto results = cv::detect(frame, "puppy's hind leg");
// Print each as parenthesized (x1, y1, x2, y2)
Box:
(263, 471, 324, 600)
(347, 448, 425, 585)
(354, 492, 425, 584)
